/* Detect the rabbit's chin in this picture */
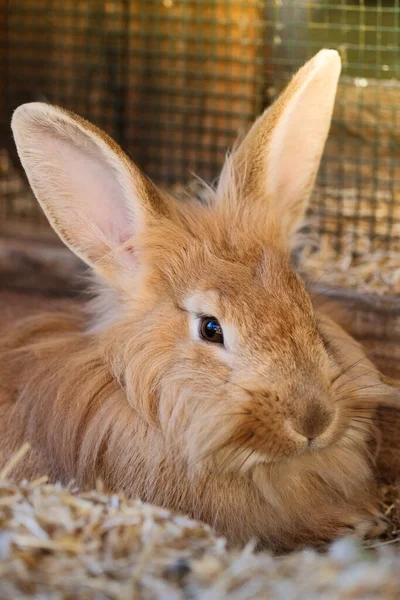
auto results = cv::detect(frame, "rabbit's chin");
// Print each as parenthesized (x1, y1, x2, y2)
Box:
(251, 435, 373, 511)
(215, 439, 336, 477)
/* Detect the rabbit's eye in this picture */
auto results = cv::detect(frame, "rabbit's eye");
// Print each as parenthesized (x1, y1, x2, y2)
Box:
(199, 317, 224, 345)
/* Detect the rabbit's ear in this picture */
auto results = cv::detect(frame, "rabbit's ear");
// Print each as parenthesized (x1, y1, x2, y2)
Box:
(11, 103, 169, 273)
(217, 49, 341, 242)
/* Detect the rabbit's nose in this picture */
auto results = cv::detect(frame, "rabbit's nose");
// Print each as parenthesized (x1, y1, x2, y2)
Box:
(291, 402, 334, 440)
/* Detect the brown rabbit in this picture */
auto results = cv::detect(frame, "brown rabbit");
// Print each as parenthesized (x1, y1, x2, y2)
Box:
(0, 49, 397, 552)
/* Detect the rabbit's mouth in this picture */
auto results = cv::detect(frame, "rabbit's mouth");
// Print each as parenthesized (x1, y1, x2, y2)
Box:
(207, 410, 369, 478)
(217, 430, 338, 476)
(191, 399, 362, 476)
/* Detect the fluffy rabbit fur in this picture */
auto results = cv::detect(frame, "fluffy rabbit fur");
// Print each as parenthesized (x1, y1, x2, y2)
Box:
(0, 50, 398, 551)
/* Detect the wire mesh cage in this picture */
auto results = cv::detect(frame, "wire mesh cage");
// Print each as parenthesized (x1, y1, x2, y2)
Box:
(1, 1, 400, 292)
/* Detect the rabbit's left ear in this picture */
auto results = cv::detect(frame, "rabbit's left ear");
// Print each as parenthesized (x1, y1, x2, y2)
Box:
(217, 49, 341, 243)
(11, 103, 170, 276)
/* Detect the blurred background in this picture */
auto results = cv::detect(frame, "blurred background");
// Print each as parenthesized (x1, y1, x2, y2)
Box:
(1, 0, 400, 290)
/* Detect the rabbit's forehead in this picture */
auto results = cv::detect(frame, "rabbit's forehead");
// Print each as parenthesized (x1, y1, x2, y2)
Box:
(162, 233, 317, 345)
(183, 270, 316, 345)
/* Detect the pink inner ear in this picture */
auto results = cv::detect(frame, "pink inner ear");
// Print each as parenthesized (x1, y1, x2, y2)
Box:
(30, 128, 138, 265)
(57, 135, 135, 245)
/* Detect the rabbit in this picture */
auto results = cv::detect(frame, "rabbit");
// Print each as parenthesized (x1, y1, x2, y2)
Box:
(0, 49, 398, 552)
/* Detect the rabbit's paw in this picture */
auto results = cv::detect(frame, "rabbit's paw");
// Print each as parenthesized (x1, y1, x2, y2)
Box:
(339, 509, 389, 542)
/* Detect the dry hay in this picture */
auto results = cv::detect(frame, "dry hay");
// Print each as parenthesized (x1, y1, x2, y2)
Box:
(294, 186, 400, 297)
(295, 231, 400, 297)
(309, 187, 400, 249)
(0, 446, 399, 599)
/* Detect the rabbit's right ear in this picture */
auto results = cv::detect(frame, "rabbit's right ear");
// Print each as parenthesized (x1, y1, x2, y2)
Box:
(216, 49, 341, 247)
(11, 103, 170, 276)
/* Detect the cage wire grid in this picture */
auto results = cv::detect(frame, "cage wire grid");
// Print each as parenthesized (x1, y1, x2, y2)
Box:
(1, 0, 400, 270)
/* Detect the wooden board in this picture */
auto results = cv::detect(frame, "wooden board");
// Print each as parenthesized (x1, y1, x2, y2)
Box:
(0, 235, 85, 296)
(311, 284, 400, 380)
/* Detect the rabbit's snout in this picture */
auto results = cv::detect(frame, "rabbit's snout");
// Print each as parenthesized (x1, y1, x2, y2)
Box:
(289, 401, 335, 442)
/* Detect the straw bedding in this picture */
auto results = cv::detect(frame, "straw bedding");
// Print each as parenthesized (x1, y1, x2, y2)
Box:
(0, 445, 399, 599)
(296, 236, 400, 298)
(294, 187, 400, 297)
